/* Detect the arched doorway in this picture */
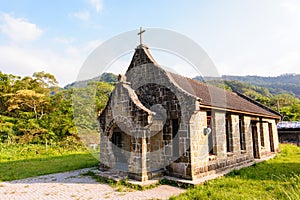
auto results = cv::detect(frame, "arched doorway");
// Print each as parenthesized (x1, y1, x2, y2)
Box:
(109, 125, 132, 171)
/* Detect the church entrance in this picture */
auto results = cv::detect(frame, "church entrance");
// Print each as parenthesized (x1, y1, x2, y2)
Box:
(110, 125, 131, 171)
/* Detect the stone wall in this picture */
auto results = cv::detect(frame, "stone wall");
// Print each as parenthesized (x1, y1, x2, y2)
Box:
(262, 118, 280, 154)
(100, 62, 199, 181)
(189, 111, 208, 179)
(99, 58, 280, 181)
(126, 63, 197, 180)
(191, 110, 279, 179)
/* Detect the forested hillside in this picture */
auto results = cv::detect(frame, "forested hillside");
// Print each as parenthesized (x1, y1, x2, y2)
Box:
(0, 71, 113, 144)
(197, 79, 300, 121)
(67, 72, 300, 122)
(1, 70, 300, 145)
(64, 73, 118, 89)
(194, 74, 300, 98)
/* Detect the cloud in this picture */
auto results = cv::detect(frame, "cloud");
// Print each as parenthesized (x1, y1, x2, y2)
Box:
(61, 38, 102, 57)
(0, 38, 103, 86)
(90, 0, 103, 13)
(0, 44, 81, 86)
(70, 10, 90, 21)
(53, 37, 75, 45)
(82, 39, 102, 53)
(0, 13, 43, 42)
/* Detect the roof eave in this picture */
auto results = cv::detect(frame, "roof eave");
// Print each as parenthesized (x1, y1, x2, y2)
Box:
(199, 104, 281, 119)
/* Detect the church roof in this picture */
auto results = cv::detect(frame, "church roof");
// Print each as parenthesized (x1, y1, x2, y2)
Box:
(168, 72, 281, 118)
(127, 44, 281, 119)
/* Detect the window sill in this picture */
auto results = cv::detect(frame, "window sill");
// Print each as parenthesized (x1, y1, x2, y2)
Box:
(240, 150, 247, 154)
(227, 152, 234, 157)
(208, 155, 217, 161)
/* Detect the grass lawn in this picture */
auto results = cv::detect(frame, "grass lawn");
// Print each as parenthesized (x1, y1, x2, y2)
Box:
(0, 143, 99, 181)
(1, 143, 300, 199)
(171, 144, 300, 200)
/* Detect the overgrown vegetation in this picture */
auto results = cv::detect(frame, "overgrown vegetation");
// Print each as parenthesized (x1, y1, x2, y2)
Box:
(171, 144, 300, 200)
(1, 70, 300, 144)
(0, 71, 114, 144)
(0, 71, 113, 181)
(195, 73, 300, 98)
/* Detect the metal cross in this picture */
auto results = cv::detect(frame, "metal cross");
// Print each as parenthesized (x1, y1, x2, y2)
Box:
(137, 27, 145, 45)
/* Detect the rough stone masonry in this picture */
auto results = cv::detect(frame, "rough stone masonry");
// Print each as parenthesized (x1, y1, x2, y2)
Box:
(99, 42, 281, 182)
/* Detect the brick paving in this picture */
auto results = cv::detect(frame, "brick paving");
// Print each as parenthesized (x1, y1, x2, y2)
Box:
(0, 168, 185, 200)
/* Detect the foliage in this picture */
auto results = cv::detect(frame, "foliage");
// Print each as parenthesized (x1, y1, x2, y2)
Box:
(0, 71, 114, 144)
(72, 81, 113, 132)
(171, 144, 300, 200)
(201, 78, 300, 121)
(6, 89, 49, 119)
(195, 74, 300, 98)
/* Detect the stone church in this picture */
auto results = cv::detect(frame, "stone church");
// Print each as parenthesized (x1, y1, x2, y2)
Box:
(99, 35, 281, 182)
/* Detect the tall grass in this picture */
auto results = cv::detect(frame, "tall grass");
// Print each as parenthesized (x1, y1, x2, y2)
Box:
(171, 144, 300, 200)
(0, 143, 98, 181)
(0, 143, 87, 162)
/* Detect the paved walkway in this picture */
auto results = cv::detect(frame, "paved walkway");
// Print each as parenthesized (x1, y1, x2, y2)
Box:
(0, 168, 185, 200)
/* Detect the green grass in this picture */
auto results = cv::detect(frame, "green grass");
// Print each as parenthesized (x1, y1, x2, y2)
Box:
(0, 143, 99, 181)
(171, 144, 300, 200)
(83, 170, 162, 191)
(2, 143, 300, 199)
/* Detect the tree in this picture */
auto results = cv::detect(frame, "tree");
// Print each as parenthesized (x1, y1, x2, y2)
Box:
(6, 89, 49, 119)
(0, 72, 11, 114)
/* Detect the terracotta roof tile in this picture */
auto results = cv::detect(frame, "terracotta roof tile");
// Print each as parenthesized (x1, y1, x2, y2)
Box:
(168, 72, 281, 118)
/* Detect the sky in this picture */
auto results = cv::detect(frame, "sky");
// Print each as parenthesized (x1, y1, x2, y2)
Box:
(0, 0, 300, 86)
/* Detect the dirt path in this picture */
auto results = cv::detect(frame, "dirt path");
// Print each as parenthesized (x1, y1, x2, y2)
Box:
(0, 168, 185, 200)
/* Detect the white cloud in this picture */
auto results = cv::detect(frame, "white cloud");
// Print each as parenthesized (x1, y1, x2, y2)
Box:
(53, 37, 75, 45)
(70, 10, 90, 21)
(0, 13, 43, 42)
(63, 39, 102, 57)
(0, 38, 103, 86)
(0, 44, 81, 86)
(90, 0, 103, 13)
(82, 39, 102, 53)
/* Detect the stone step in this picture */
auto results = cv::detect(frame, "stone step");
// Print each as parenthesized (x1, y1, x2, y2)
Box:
(150, 169, 165, 179)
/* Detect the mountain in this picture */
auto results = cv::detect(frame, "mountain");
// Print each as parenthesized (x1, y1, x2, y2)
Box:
(65, 72, 300, 98)
(64, 73, 118, 89)
(194, 74, 300, 98)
